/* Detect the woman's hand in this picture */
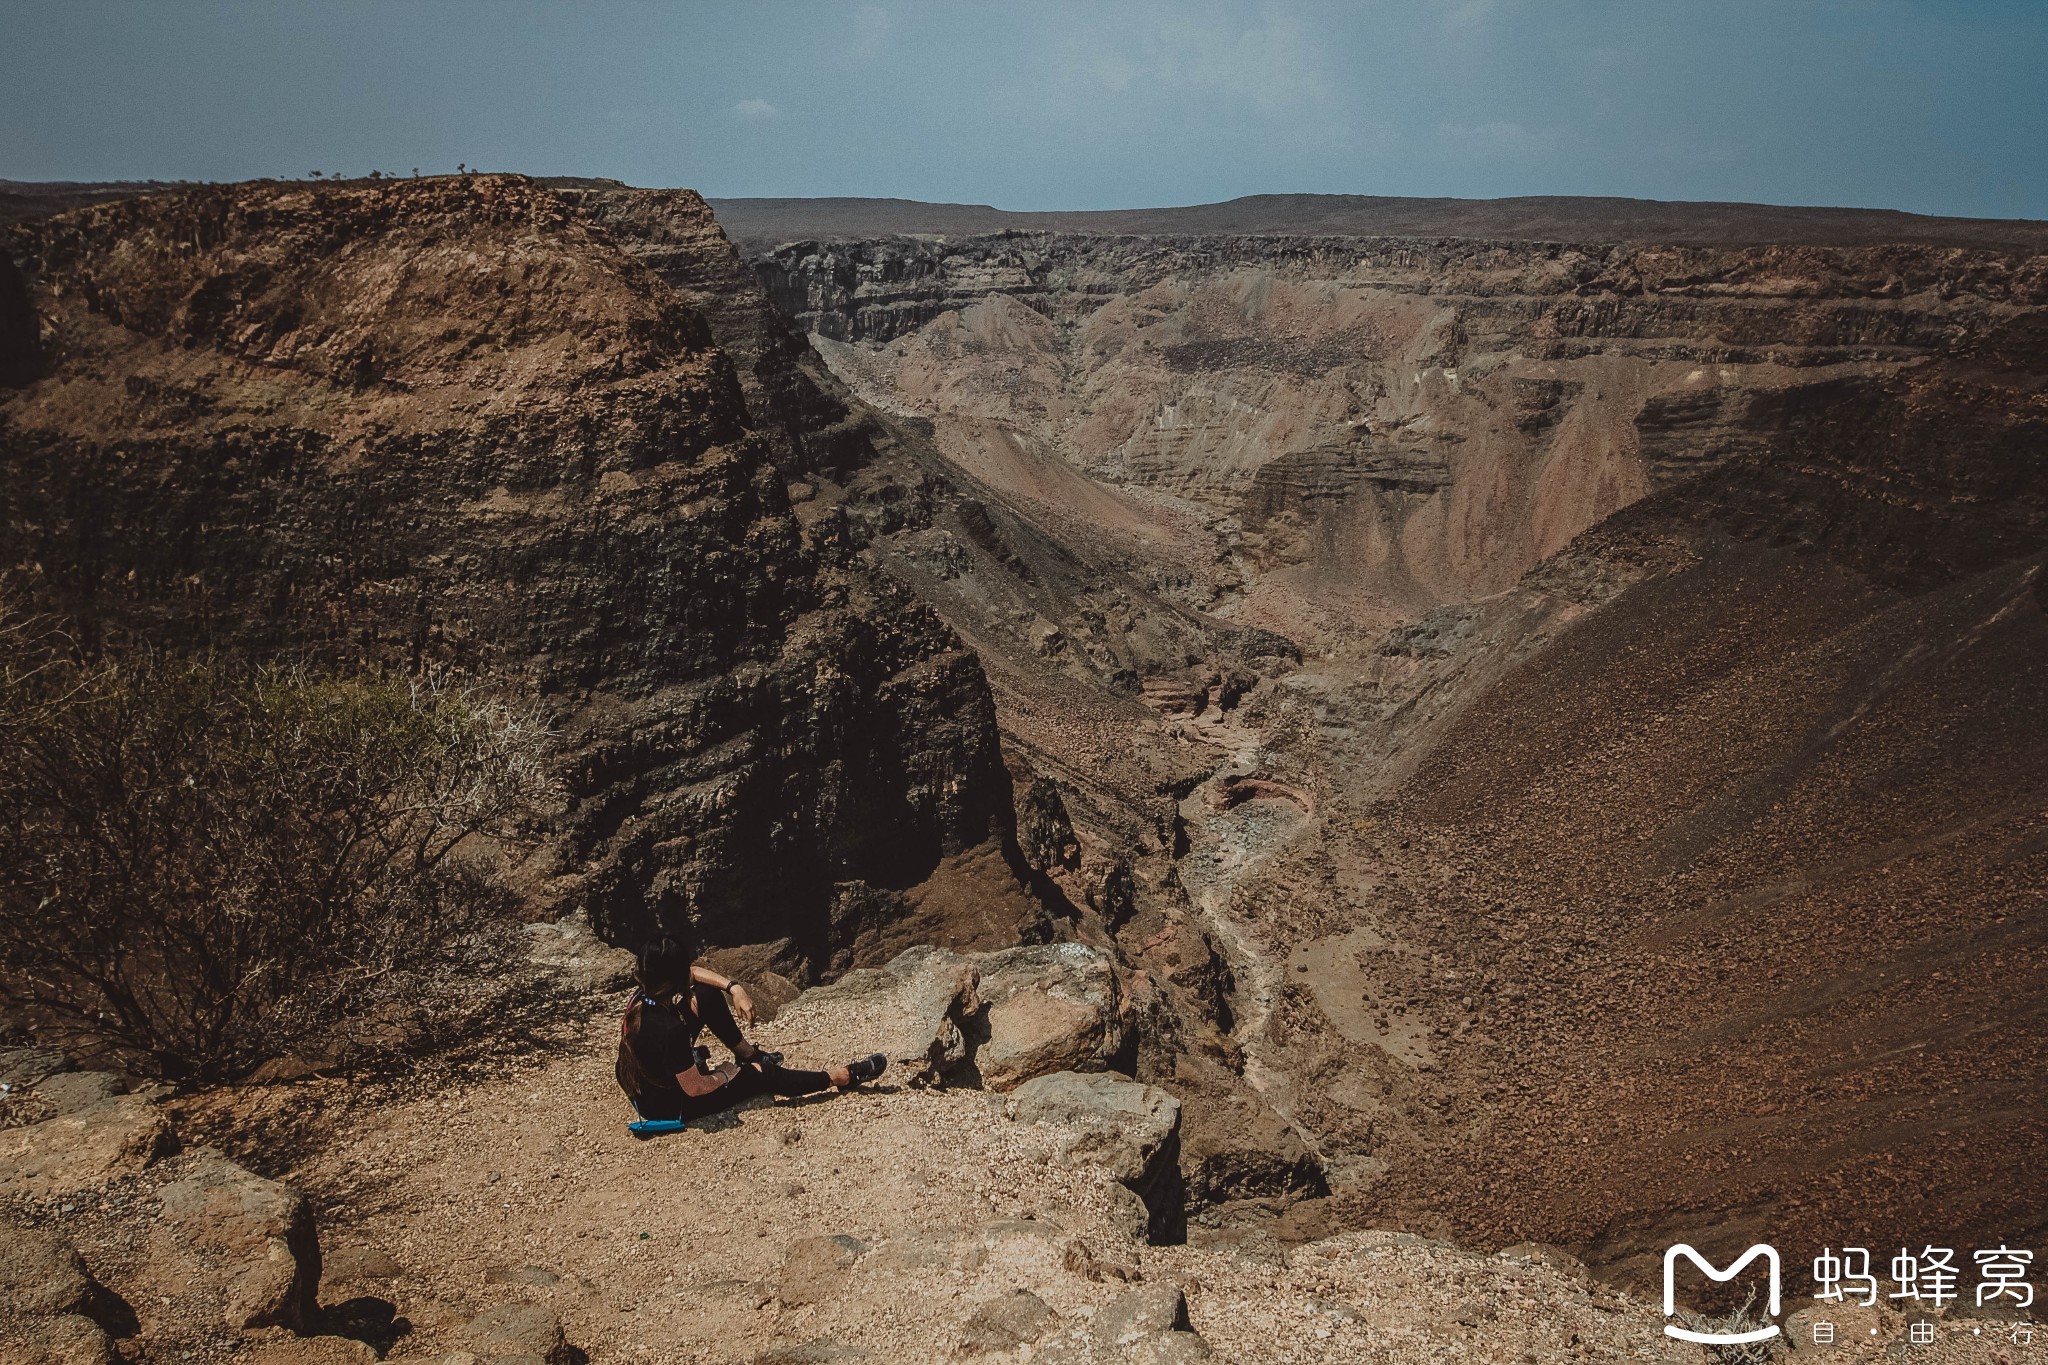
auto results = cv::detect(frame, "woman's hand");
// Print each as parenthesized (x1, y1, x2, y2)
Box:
(728, 981, 755, 1027)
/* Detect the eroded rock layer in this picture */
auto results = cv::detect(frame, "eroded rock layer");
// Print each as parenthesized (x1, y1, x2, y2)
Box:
(0, 178, 1014, 967)
(746, 217, 2048, 1277)
(764, 232, 2046, 646)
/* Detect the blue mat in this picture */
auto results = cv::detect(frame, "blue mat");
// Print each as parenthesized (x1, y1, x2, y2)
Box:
(627, 1117, 686, 1138)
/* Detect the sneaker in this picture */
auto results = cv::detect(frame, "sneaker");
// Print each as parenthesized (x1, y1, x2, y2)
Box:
(843, 1052, 888, 1086)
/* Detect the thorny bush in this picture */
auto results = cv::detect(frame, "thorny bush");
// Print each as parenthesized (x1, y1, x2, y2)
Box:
(0, 607, 556, 1081)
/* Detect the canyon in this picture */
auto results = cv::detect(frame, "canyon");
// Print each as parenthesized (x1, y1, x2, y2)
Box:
(730, 206, 2048, 1282)
(1, 178, 2043, 1361)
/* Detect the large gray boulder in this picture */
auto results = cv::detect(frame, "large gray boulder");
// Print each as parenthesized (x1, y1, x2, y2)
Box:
(0, 1047, 72, 1089)
(959, 1288, 1061, 1355)
(756, 943, 1134, 1095)
(760, 946, 982, 1086)
(973, 943, 1128, 1091)
(0, 1093, 172, 1196)
(457, 1301, 572, 1365)
(1010, 1071, 1184, 1243)
(151, 1149, 320, 1331)
(522, 912, 636, 993)
(1091, 1283, 1212, 1361)
(30, 1072, 125, 1117)
(0, 1226, 97, 1317)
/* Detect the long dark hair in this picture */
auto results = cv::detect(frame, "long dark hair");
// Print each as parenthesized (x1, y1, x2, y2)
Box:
(636, 932, 696, 1001)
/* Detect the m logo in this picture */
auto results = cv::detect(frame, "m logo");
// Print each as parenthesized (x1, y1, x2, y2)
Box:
(1663, 1243, 1783, 1344)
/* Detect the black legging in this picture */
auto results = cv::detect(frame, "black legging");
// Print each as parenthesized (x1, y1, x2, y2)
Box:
(666, 983, 833, 1122)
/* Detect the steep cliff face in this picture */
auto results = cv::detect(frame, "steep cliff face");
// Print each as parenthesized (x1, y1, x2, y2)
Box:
(556, 185, 883, 484)
(0, 178, 1014, 969)
(563, 188, 1281, 799)
(765, 233, 2046, 649)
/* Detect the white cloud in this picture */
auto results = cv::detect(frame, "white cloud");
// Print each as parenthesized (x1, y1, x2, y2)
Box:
(1054, 4, 1336, 114)
(853, 4, 891, 58)
(1154, 8, 1334, 111)
(732, 98, 780, 121)
(1434, 0, 1497, 38)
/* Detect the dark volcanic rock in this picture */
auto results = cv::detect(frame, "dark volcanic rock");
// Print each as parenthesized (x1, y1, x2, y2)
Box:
(0, 177, 1013, 964)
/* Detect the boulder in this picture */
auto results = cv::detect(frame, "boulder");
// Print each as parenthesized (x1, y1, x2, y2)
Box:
(776, 1234, 869, 1307)
(1096, 1282, 1189, 1341)
(1011, 1071, 1184, 1243)
(1011, 1072, 1179, 1186)
(861, 1230, 988, 1276)
(153, 1149, 320, 1331)
(758, 943, 1134, 1092)
(0, 1047, 71, 1089)
(1174, 1074, 1327, 1210)
(10, 1314, 114, 1365)
(762, 947, 981, 1086)
(1119, 1334, 1216, 1364)
(0, 1226, 96, 1317)
(239, 1332, 380, 1365)
(458, 1301, 571, 1365)
(960, 1288, 1060, 1355)
(973, 943, 1128, 1090)
(522, 912, 636, 993)
(739, 969, 804, 1024)
(31, 1072, 125, 1117)
(1091, 1283, 1210, 1359)
(0, 1093, 172, 1195)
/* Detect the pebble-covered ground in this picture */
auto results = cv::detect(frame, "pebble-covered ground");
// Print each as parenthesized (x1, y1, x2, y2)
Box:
(276, 1006, 1708, 1364)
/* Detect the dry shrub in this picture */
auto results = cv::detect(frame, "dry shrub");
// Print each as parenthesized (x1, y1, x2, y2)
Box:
(0, 608, 555, 1081)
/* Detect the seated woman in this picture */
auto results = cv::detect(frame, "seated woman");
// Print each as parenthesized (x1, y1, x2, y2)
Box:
(616, 935, 886, 1122)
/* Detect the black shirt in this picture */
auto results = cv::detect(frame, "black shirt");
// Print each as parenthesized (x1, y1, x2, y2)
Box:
(616, 991, 700, 1119)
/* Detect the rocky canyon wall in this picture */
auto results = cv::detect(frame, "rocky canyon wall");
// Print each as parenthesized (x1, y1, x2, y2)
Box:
(740, 217, 2048, 1274)
(0, 178, 1017, 971)
(759, 232, 2045, 650)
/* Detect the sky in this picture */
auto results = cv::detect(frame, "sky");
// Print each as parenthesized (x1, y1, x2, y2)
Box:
(4, 1, 2046, 219)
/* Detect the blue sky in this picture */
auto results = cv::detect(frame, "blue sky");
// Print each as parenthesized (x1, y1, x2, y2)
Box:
(4, 1, 2045, 218)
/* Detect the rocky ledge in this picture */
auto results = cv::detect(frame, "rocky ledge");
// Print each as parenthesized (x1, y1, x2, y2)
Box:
(2, 953, 1704, 1365)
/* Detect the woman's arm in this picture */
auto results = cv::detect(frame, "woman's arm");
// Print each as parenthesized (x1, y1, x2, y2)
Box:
(676, 1057, 738, 1098)
(689, 964, 755, 1025)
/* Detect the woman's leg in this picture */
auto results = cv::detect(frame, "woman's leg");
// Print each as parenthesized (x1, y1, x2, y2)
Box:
(746, 1060, 834, 1097)
(674, 1062, 834, 1120)
(688, 981, 761, 1056)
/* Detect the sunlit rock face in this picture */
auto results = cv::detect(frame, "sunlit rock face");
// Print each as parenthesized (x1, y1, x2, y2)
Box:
(0, 177, 1016, 967)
